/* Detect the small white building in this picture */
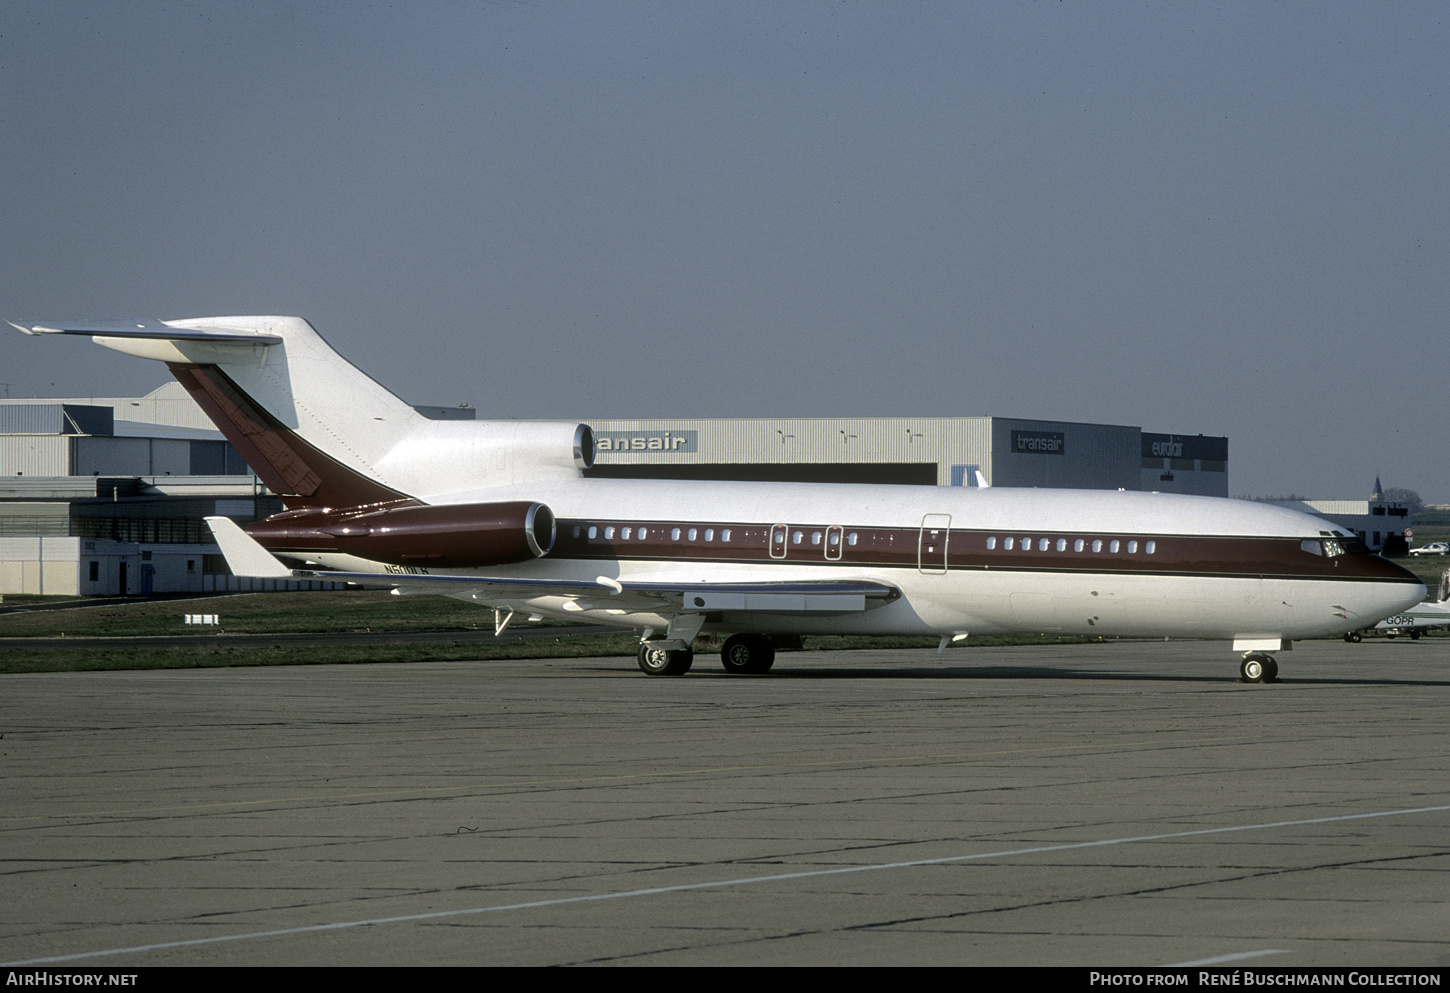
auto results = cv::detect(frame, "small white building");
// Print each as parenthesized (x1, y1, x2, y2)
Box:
(1263, 497, 1411, 553)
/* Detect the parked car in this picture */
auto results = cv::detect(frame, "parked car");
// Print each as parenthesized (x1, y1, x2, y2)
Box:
(1409, 542, 1449, 556)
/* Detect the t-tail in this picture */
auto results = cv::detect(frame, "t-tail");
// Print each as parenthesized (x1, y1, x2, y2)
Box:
(9, 316, 592, 569)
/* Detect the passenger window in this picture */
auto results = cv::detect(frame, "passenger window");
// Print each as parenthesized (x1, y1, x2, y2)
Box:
(722, 529, 732, 542)
(605, 526, 615, 539)
(621, 527, 631, 540)
(688, 528, 698, 541)
(1039, 538, 1049, 551)
(638, 527, 648, 540)
(587, 526, 598, 539)
(1109, 540, 1119, 553)
(847, 533, 858, 546)
(988, 537, 998, 550)
(705, 529, 714, 541)
(792, 530, 803, 544)
(1091, 539, 1102, 553)
(1146, 541, 1156, 554)
(1073, 539, 1084, 552)
(671, 528, 681, 541)
(572, 526, 581, 539)
(1055, 538, 1067, 552)
(1127, 540, 1138, 553)
(811, 531, 822, 545)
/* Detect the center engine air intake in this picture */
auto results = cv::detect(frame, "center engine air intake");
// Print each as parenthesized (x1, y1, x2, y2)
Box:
(247, 500, 556, 568)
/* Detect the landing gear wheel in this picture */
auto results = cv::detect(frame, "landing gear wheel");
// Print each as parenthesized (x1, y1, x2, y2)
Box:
(637, 642, 693, 676)
(720, 634, 776, 675)
(1344, 632, 1362, 643)
(1239, 652, 1277, 683)
(1411, 630, 1421, 640)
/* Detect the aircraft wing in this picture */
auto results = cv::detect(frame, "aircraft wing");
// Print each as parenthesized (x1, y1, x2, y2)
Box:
(1373, 600, 1450, 632)
(303, 570, 896, 615)
(205, 516, 897, 616)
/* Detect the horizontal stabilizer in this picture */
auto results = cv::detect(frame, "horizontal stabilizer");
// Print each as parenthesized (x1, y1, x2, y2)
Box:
(9, 319, 281, 343)
(204, 516, 294, 578)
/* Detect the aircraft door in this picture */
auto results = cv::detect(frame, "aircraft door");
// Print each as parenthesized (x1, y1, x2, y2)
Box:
(825, 525, 843, 561)
(770, 524, 788, 559)
(919, 514, 951, 574)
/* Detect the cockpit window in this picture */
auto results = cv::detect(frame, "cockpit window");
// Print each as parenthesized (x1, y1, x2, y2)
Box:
(1322, 537, 1367, 557)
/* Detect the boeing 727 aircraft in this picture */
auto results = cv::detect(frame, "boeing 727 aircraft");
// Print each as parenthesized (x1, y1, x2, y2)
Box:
(12, 316, 1424, 681)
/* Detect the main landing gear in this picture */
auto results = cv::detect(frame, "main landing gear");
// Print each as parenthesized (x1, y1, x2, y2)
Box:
(720, 633, 776, 675)
(635, 633, 779, 676)
(1343, 631, 1363, 643)
(1239, 652, 1279, 683)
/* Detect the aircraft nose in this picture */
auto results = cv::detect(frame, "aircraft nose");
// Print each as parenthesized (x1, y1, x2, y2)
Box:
(1388, 559, 1427, 600)
(1394, 581, 1427, 612)
(1380, 562, 1425, 615)
(1344, 555, 1426, 621)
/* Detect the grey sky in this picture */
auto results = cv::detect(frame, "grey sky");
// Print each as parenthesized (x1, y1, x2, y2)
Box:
(3, 1, 1446, 500)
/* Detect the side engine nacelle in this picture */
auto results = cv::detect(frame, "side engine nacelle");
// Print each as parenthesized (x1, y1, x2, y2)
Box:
(247, 500, 555, 568)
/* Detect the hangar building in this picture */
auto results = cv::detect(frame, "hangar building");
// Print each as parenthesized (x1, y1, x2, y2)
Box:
(582, 417, 1229, 497)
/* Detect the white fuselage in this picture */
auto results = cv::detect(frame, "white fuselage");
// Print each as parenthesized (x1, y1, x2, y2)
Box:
(304, 477, 1426, 643)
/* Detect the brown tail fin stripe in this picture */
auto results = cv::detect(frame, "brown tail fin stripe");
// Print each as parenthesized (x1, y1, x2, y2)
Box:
(169, 362, 416, 511)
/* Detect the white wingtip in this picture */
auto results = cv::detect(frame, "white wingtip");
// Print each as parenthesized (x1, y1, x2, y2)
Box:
(204, 516, 293, 578)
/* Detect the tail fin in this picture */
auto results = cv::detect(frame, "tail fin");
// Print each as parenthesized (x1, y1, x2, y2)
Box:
(14, 316, 593, 507)
(13, 317, 419, 509)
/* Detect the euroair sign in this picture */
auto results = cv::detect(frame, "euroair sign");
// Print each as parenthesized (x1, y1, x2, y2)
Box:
(1140, 434, 1228, 461)
(595, 430, 699, 454)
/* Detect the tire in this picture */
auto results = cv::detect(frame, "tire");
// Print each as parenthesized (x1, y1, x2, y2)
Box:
(637, 642, 693, 676)
(1240, 654, 1269, 682)
(1262, 656, 1278, 681)
(720, 634, 776, 675)
(1411, 630, 1421, 640)
(1344, 631, 1362, 643)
